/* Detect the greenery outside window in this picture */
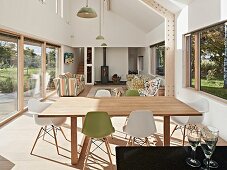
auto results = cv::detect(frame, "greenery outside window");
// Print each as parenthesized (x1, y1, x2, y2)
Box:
(155, 42, 165, 76)
(46, 45, 59, 95)
(24, 38, 42, 106)
(0, 33, 18, 121)
(186, 22, 227, 100)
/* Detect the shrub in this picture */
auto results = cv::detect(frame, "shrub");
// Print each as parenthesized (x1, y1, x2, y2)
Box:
(206, 70, 215, 80)
(0, 77, 15, 93)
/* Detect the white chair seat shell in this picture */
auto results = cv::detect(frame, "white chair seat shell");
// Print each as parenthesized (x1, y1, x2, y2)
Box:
(124, 110, 157, 138)
(95, 90, 111, 97)
(171, 98, 209, 126)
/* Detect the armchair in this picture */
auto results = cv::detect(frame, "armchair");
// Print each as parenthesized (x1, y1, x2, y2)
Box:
(53, 73, 85, 97)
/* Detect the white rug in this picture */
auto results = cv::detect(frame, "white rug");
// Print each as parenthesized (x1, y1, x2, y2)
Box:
(86, 85, 126, 97)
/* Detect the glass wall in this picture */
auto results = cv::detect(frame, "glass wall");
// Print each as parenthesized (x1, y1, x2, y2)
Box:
(46, 45, 59, 95)
(0, 30, 61, 123)
(0, 33, 18, 121)
(24, 39, 42, 106)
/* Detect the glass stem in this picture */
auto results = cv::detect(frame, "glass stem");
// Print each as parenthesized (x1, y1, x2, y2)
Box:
(207, 158, 210, 170)
(192, 147, 196, 160)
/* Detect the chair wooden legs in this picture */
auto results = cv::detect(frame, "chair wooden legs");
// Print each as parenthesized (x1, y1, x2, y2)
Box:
(127, 136, 132, 146)
(105, 138, 113, 155)
(59, 127, 70, 142)
(145, 137, 150, 146)
(171, 125, 178, 136)
(182, 125, 186, 146)
(83, 138, 92, 170)
(83, 137, 113, 170)
(30, 125, 69, 156)
(52, 125, 60, 155)
(127, 136, 151, 146)
(104, 138, 113, 170)
(42, 126, 47, 140)
(30, 127, 43, 154)
(171, 124, 187, 146)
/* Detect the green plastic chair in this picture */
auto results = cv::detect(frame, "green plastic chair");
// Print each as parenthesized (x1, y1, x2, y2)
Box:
(82, 111, 115, 169)
(82, 111, 115, 138)
(125, 89, 140, 96)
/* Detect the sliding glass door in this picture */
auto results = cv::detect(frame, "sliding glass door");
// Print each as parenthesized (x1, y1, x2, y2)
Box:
(24, 39, 42, 106)
(0, 29, 62, 123)
(46, 45, 59, 95)
(0, 33, 18, 121)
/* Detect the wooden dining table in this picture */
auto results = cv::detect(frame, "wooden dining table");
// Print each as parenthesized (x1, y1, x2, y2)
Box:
(39, 96, 201, 165)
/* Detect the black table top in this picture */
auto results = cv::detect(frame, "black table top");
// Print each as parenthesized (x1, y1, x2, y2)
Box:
(116, 146, 227, 170)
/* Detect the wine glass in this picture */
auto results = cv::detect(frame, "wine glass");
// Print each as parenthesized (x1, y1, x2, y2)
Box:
(200, 126, 219, 170)
(186, 124, 201, 167)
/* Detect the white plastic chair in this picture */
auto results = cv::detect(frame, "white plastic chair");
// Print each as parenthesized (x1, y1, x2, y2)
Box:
(123, 110, 157, 146)
(171, 98, 209, 145)
(95, 89, 111, 97)
(28, 99, 68, 155)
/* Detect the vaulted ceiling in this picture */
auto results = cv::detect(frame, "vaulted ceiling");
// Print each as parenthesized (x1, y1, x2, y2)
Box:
(106, 0, 193, 33)
(110, 0, 164, 33)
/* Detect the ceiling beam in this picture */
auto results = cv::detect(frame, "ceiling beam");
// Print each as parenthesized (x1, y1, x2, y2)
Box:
(142, 0, 175, 97)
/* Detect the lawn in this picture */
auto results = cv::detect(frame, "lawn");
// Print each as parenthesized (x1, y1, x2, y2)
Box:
(201, 79, 227, 100)
(0, 67, 41, 93)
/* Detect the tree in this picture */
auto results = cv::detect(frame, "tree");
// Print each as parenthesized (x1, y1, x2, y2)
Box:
(200, 24, 226, 88)
(0, 41, 17, 69)
(24, 47, 41, 68)
(224, 23, 227, 88)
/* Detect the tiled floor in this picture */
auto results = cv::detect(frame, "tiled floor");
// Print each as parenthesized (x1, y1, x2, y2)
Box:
(0, 86, 226, 170)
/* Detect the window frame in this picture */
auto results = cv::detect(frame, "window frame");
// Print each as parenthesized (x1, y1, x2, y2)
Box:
(0, 28, 62, 125)
(184, 21, 227, 102)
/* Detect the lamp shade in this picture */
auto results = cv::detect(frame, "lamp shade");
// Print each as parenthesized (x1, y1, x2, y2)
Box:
(96, 35, 105, 40)
(101, 43, 107, 46)
(77, 6, 97, 18)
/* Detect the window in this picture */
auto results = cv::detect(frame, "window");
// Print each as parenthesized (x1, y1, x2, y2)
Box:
(24, 38, 42, 106)
(186, 22, 227, 100)
(0, 33, 18, 121)
(188, 34, 195, 88)
(46, 45, 59, 95)
(150, 41, 165, 76)
(155, 42, 165, 76)
(0, 29, 62, 123)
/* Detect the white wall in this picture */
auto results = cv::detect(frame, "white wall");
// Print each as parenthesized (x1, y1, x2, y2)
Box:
(137, 47, 150, 74)
(146, 22, 165, 46)
(0, 0, 72, 46)
(94, 47, 128, 81)
(175, 0, 227, 140)
(145, 22, 165, 75)
(128, 48, 138, 72)
(70, 0, 147, 47)
(63, 46, 80, 74)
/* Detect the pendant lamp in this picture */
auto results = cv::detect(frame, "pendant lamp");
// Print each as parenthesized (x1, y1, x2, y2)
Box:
(96, 0, 104, 40)
(77, 0, 97, 18)
(101, 43, 107, 46)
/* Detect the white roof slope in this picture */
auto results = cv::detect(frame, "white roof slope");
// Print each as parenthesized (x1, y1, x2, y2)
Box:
(108, 0, 193, 33)
(110, 0, 164, 33)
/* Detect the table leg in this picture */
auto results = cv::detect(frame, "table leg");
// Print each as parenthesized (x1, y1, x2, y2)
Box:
(71, 117, 78, 165)
(163, 116, 170, 146)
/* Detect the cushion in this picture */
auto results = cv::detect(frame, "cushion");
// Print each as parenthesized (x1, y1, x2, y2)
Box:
(65, 72, 73, 78)
(59, 74, 68, 79)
